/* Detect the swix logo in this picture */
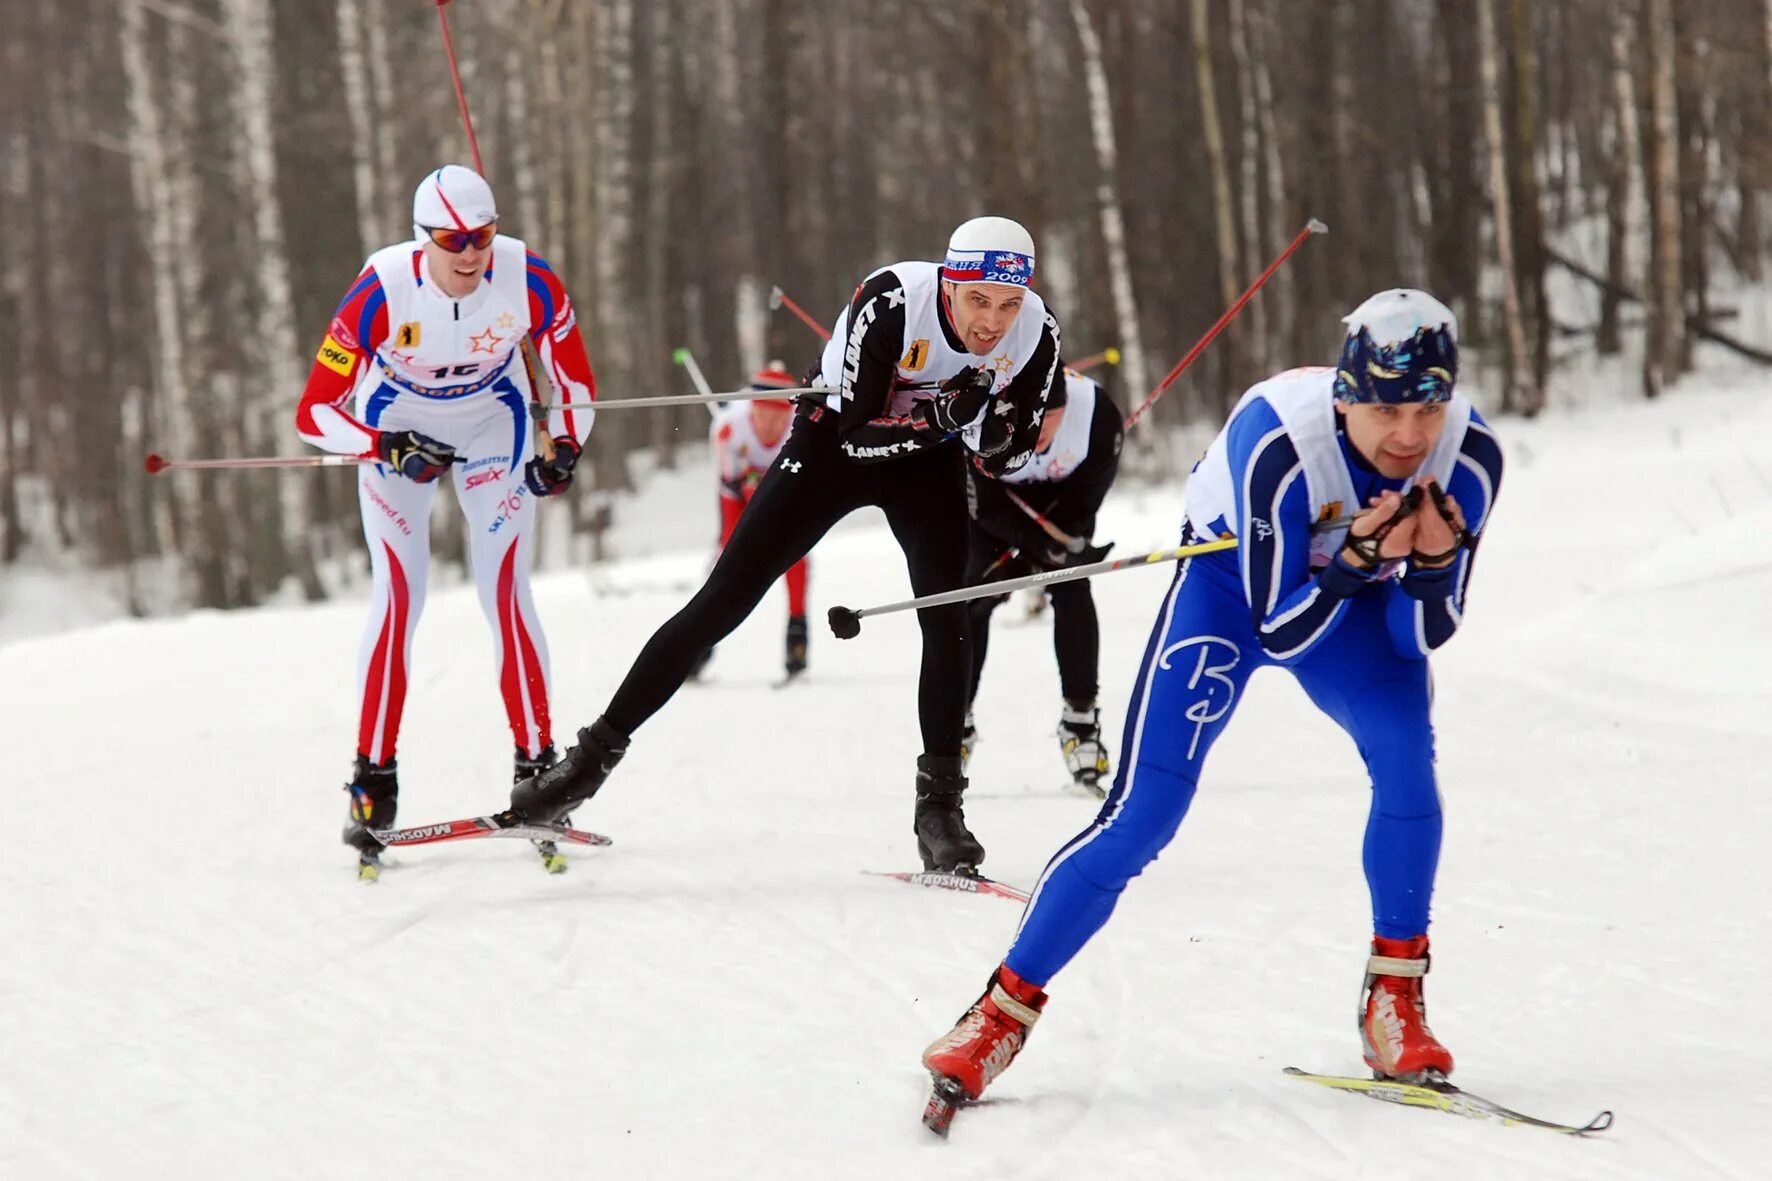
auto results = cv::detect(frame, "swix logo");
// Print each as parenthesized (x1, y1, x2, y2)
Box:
(780, 458, 803, 473)
(465, 469, 504, 490)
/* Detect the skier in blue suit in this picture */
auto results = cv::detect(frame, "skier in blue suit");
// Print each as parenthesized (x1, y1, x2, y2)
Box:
(923, 289, 1506, 1104)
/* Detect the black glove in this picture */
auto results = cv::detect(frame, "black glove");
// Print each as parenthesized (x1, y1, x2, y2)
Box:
(976, 397, 1017, 459)
(915, 366, 994, 435)
(1030, 539, 1112, 571)
(375, 429, 456, 483)
(524, 437, 582, 497)
(1411, 479, 1471, 566)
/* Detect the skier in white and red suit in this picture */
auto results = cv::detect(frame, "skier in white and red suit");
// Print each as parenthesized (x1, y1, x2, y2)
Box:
(691, 365, 811, 681)
(294, 165, 598, 862)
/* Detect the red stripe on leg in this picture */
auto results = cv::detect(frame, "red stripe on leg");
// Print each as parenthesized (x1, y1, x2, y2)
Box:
(380, 544, 411, 758)
(510, 567, 552, 752)
(496, 539, 532, 754)
(357, 543, 411, 761)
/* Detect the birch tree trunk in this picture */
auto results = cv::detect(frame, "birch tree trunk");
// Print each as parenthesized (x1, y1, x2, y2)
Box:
(221, 0, 322, 598)
(121, 0, 192, 565)
(1507, 0, 1548, 408)
(363, 0, 401, 222)
(1067, 0, 1150, 407)
(1600, 6, 1641, 355)
(336, 0, 382, 256)
(1192, 0, 1246, 403)
(1644, 0, 1687, 394)
(0, 122, 24, 561)
(1249, 0, 1294, 359)
(1227, 0, 1267, 373)
(531, 0, 569, 257)
(1476, 0, 1538, 414)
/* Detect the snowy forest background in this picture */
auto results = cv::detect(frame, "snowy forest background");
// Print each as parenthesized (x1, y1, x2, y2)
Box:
(1, 0, 1768, 615)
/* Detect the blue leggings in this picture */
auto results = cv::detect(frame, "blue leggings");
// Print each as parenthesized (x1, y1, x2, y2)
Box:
(1005, 550, 1442, 986)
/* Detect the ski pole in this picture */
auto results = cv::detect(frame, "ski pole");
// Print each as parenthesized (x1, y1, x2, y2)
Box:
(529, 385, 829, 413)
(672, 348, 721, 417)
(433, 0, 563, 463)
(1123, 218, 1328, 430)
(770, 285, 833, 341)
(148, 453, 371, 473)
(827, 509, 1362, 638)
(1068, 347, 1121, 374)
(828, 536, 1239, 638)
(1003, 487, 1085, 554)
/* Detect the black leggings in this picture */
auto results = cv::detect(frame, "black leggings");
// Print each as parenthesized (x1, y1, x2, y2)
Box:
(964, 526, 1099, 707)
(604, 405, 972, 757)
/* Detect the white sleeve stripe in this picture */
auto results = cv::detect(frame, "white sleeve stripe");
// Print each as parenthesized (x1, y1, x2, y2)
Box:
(1237, 424, 1293, 609)
(1267, 464, 1305, 614)
(1264, 593, 1347, 661)
(1456, 450, 1494, 525)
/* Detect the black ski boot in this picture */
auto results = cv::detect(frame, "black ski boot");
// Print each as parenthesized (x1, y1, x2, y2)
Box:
(515, 745, 567, 873)
(343, 754, 398, 881)
(913, 754, 986, 873)
(508, 718, 628, 826)
(784, 614, 809, 678)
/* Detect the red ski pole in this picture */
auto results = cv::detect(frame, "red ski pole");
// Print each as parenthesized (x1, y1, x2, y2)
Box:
(770, 285, 833, 341)
(434, 0, 485, 174)
(1123, 219, 1327, 430)
(146, 453, 373, 474)
(432, 0, 564, 464)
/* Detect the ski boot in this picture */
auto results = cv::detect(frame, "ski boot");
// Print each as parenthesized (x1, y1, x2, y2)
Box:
(922, 964, 1048, 1116)
(1057, 701, 1110, 798)
(960, 711, 979, 774)
(784, 614, 809, 681)
(515, 745, 566, 873)
(343, 754, 397, 881)
(913, 754, 985, 873)
(1359, 934, 1454, 1082)
(508, 718, 628, 826)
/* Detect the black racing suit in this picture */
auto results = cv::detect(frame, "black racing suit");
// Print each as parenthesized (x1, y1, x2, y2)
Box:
(965, 386, 1123, 707)
(604, 268, 1061, 760)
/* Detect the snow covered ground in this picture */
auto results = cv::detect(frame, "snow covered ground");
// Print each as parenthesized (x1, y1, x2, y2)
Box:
(4, 369, 1769, 1179)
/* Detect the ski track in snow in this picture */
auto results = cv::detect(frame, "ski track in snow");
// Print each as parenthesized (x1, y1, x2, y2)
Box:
(5, 376, 1771, 1178)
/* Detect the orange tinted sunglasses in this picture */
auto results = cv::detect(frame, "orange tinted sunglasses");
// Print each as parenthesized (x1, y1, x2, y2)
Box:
(423, 224, 497, 253)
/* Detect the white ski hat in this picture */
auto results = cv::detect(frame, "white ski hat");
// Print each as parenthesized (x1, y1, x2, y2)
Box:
(944, 215, 1036, 287)
(1340, 288, 1458, 348)
(412, 165, 498, 237)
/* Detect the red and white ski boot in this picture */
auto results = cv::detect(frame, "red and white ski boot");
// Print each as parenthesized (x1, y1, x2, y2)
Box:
(1359, 934, 1454, 1081)
(921, 964, 1047, 1133)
